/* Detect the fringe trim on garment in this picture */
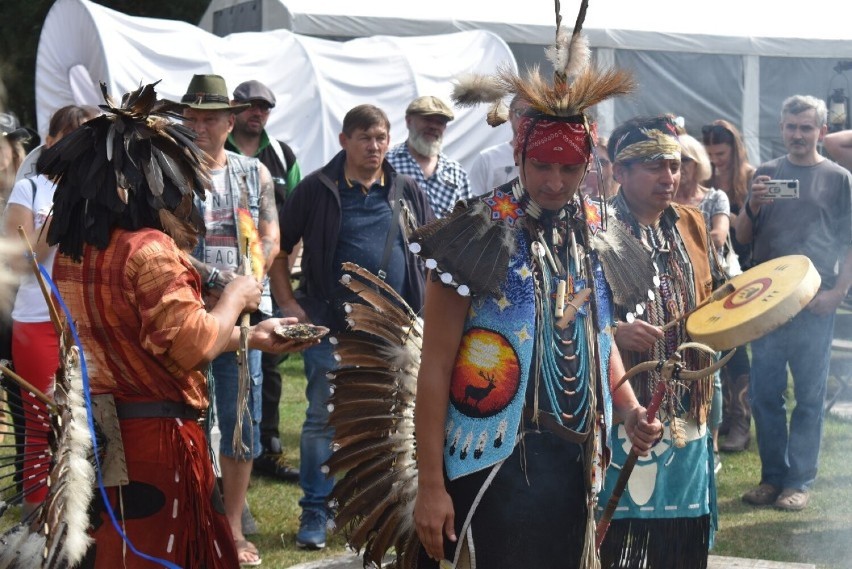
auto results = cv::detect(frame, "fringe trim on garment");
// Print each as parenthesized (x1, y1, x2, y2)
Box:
(599, 515, 711, 569)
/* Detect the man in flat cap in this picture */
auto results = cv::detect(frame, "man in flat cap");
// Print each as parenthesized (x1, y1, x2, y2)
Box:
(181, 73, 279, 567)
(387, 95, 472, 217)
(227, 79, 302, 484)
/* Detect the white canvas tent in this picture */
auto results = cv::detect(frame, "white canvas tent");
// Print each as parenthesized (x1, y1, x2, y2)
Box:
(35, 0, 517, 174)
(201, 0, 852, 164)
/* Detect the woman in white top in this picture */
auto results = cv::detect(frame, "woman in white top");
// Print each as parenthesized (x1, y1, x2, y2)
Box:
(2, 104, 99, 515)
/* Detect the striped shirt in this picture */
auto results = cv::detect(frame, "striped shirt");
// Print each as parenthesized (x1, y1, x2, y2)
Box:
(386, 142, 472, 218)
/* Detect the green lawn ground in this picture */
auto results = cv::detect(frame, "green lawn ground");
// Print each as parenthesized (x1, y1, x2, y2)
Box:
(1, 354, 849, 567)
(247, 355, 852, 569)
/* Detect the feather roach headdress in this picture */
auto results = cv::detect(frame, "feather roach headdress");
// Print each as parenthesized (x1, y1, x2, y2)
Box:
(452, 0, 634, 165)
(41, 81, 209, 262)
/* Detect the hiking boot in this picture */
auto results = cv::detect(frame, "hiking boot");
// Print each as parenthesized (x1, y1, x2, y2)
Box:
(742, 483, 781, 506)
(254, 452, 300, 483)
(296, 508, 327, 550)
(774, 488, 809, 511)
(719, 422, 751, 452)
(719, 373, 751, 452)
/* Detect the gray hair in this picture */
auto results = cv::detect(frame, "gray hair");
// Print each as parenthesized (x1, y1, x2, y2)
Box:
(781, 95, 827, 126)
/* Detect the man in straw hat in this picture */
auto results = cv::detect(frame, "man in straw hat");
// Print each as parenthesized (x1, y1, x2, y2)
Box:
(41, 81, 314, 567)
(409, 2, 662, 566)
(181, 73, 280, 566)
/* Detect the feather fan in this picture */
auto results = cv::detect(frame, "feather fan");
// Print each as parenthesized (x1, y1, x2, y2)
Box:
(324, 264, 423, 569)
(0, 344, 94, 568)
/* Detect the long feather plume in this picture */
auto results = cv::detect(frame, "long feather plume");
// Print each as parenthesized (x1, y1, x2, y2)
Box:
(324, 264, 423, 569)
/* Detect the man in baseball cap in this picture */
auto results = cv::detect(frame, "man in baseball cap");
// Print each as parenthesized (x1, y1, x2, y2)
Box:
(387, 95, 471, 218)
(227, 79, 303, 486)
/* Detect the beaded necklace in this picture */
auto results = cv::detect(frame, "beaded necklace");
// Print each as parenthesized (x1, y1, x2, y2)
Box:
(513, 180, 593, 430)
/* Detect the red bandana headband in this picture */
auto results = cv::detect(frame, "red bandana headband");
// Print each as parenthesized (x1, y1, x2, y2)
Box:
(516, 115, 597, 164)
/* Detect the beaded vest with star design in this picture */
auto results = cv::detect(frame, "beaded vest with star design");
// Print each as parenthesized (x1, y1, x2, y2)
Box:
(421, 181, 614, 481)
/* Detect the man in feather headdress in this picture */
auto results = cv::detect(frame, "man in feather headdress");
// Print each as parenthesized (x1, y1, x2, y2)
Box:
(181, 73, 280, 566)
(597, 115, 723, 569)
(41, 81, 313, 567)
(409, 8, 663, 567)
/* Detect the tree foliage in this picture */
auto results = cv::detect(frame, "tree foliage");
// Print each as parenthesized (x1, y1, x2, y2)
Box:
(0, 0, 208, 134)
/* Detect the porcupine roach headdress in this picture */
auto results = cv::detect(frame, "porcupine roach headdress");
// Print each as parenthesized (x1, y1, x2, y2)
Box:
(452, 0, 634, 169)
(412, 0, 655, 307)
(41, 81, 209, 261)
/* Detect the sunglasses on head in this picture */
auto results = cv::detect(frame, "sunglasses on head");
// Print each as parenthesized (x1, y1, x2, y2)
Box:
(701, 123, 733, 142)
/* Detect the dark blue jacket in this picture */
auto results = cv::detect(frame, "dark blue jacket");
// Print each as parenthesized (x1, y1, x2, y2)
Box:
(280, 150, 435, 328)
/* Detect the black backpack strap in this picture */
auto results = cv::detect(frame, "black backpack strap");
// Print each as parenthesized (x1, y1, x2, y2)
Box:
(378, 176, 405, 281)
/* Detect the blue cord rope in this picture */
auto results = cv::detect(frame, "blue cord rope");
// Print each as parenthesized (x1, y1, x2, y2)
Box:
(39, 262, 182, 569)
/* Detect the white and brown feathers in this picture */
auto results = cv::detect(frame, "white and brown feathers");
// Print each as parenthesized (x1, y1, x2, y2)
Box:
(451, 0, 634, 124)
(0, 343, 94, 568)
(324, 262, 423, 569)
(41, 81, 209, 261)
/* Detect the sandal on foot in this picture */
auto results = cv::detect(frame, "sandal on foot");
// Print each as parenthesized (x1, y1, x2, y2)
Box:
(775, 488, 809, 511)
(235, 539, 262, 567)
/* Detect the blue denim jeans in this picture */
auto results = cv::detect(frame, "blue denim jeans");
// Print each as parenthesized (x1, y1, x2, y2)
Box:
(299, 339, 336, 511)
(749, 308, 834, 491)
(212, 349, 263, 460)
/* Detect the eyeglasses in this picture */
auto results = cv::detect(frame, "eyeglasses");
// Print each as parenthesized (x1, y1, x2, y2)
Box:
(248, 102, 273, 113)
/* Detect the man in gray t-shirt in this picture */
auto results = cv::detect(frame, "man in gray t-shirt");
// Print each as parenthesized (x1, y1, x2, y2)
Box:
(735, 95, 852, 512)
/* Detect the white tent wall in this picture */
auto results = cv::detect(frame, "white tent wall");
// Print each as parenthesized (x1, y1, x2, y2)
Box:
(200, 0, 852, 165)
(35, 0, 517, 175)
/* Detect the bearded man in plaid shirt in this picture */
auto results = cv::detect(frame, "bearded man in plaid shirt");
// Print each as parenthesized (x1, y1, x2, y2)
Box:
(387, 95, 472, 217)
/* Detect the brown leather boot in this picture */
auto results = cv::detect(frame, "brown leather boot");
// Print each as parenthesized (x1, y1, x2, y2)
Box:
(720, 373, 751, 452)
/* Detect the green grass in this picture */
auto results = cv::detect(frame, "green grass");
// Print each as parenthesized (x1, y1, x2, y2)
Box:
(2, 355, 850, 567)
(252, 356, 852, 568)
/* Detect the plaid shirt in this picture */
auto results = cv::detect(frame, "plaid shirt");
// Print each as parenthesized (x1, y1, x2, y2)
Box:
(386, 142, 472, 218)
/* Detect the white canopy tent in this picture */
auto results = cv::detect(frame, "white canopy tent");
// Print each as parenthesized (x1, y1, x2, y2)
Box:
(35, 0, 517, 174)
(201, 0, 852, 164)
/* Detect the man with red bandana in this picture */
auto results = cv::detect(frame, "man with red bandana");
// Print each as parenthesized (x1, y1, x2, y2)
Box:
(409, 61, 663, 568)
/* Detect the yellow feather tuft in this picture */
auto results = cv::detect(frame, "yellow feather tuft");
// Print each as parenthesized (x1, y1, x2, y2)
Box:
(236, 208, 263, 280)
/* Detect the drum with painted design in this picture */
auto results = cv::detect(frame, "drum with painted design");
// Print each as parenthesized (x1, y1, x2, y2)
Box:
(686, 254, 821, 350)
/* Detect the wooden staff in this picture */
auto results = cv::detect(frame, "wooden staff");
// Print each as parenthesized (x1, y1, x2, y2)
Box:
(17, 225, 62, 335)
(595, 345, 735, 548)
(660, 282, 735, 332)
(0, 363, 57, 414)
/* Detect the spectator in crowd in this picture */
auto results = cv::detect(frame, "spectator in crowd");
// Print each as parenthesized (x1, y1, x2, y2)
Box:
(467, 95, 529, 195)
(735, 95, 852, 511)
(0, 113, 29, 204)
(702, 119, 755, 453)
(582, 136, 617, 200)
(227, 79, 302, 483)
(276, 104, 434, 549)
(599, 116, 722, 569)
(824, 129, 852, 171)
(673, 132, 730, 472)
(387, 96, 471, 217)
(182, 73, 279, 566)
(2, 104, 99, 518)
